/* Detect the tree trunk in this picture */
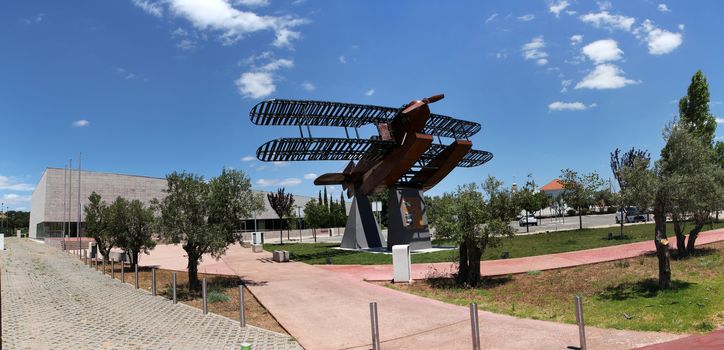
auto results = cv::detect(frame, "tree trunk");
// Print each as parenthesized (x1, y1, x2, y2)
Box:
(525, 210, 529, 233)
(280, 228, 284, 245)
(653, 204, 671, 289)
(686, 222, 704, 255)
(578, 207, 583, 230)
(130, 250, 139, 269)
(466, 242, 482, 287)
(186, 253, 200, 291)
(457, 242, 469, 285)
(672, 218, 687, 257)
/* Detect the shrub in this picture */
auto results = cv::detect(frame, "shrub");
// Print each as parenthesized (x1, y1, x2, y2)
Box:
(526, 270, 542, 275)
(207, 290, 230, 303)
(567, 209, 577, 216)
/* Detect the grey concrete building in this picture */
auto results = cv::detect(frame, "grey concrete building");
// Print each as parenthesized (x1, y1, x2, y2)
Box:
(29, 168, 318, 238)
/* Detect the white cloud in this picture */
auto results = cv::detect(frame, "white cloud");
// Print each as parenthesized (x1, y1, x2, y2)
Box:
(570, 34, 583, 45)
(657, 4, 671, 13)
(236, 54, 294, 99)
(365, 89, 375, 96)
(582, 39, 623, 64)
(339, 55, 347, 64)
(273, 161, 288, 167)
(1, 193, 32, 205)
(132, 0, 164, 18)
(548, 101, 596, 111)
(236, 72, 274, 98)
(116, 67, 141, 80)
(255, 178, 301, 187)
(303, 173, 318, 180)
(72, 120, 90, 128)
(22, 13, 45, 24)
(233, 0, 270, 7)
(517, 14, 536, 22)
(560, 79, 572, 93)
(575, 64, 639, 89)
(549, 1, 570, 18)
(496, 50, 507, 59)
(634, 19, 683, 55)
(521, 36, 548, 65)
(579, 11, 636, 32)
(177, 39, 196, 50)
(241, 156, 256, 162)
(0, 176, 34, 191)
(485, 13, 499, 24)
(716, 118, 724, 124)
(135, 0, 307, 48)
(301, 82, 316, 91)
(678, 24, 685, 31)
(597, 1, 612, 11)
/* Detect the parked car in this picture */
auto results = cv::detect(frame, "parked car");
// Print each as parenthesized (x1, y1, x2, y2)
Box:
(519, 214, 538, 226)
(615, 207, 647, 224)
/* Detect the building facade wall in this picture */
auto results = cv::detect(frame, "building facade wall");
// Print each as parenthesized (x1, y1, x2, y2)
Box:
(29, 168, 328, 237)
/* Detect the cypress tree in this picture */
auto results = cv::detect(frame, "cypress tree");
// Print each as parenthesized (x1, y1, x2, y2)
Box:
(679, 70, 717, 145)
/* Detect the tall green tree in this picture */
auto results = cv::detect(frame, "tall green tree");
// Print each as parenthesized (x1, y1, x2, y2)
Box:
(111, 198, 157, 268)
(303, 199, 326, 241)
(678, 70, 717, 146)
(560, 169, 604, 230)
(155, 169, 262, 290)
(323, 186, 329, 211)
(84, 192, 116, 261)
(659, 123, 724, 257)
(267, 187, 295, 244)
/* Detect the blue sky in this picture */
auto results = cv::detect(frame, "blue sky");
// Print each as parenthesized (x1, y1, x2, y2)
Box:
(2, 0, 724, 210)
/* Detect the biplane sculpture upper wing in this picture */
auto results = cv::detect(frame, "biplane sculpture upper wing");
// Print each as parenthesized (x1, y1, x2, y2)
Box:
(249, 99, 482, 139)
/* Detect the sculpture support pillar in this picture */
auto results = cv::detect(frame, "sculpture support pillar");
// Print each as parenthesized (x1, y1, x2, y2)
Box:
(387, 187, 432, 251)
(340, 194, 385, 249)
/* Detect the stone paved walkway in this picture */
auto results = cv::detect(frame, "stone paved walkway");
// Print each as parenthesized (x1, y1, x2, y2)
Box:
(0, 238, 301, 350)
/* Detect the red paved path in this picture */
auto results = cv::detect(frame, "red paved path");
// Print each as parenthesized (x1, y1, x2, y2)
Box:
(634, 329, 724, 350)
(319, 229, 724, 281)
(129, 232, 724, 349)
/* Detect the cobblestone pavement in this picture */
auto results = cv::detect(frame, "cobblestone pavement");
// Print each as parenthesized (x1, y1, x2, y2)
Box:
(0, 238, 301, 350)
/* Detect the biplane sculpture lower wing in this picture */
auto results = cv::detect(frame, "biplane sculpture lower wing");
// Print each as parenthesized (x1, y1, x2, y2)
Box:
(255, 137, 396, 162)
(249, 99, 482, 139)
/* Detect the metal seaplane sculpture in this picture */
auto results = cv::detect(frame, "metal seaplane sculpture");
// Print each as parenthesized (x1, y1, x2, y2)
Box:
(250, 94, 493, 250)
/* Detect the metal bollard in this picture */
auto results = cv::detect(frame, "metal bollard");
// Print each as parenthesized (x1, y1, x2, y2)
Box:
(575, 295, 587, 350)
(152, 268, 157, 296)
(239, 284, 246, 327)
(172, 272, 177, 304)
(369, 302, 380, 350)
(121, 262, 125, 283)
(134, 264, 139, 289)
(202, 278, 208, 315)
(111, 260, 115, 279)
(470, 303, 481, 350)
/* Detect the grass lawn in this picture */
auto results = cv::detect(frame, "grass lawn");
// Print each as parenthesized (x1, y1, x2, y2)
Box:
(386, 241, 724, 334)
(264, 222, 724, 265)
(86, 260, 288, 334)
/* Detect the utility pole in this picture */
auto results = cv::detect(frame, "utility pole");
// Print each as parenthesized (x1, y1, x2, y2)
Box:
(68, 159, 72, 239)
(77, 153, 81, 241)
(63, 164, 67, 238)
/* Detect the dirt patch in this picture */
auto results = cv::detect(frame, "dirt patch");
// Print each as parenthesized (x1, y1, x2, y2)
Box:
(82, 258, 288, 334)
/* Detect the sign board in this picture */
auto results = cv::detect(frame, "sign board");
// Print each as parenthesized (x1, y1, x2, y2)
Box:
(371, 201, 382, 212)
(392, 244, 411, 283)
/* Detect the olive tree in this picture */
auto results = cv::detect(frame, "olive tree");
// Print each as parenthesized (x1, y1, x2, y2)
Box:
(610, 148, 651, 236)
(154, 169, 263, 290)
(110, 197, 156, 268)
(560, 169, 604, 230)
(267, 187, 295, 244)
(430, 176, 516, 286)
(84, 192, 116, 262)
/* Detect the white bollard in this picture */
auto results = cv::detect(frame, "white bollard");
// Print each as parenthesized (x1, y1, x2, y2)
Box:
(392, 244, 411, 283)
